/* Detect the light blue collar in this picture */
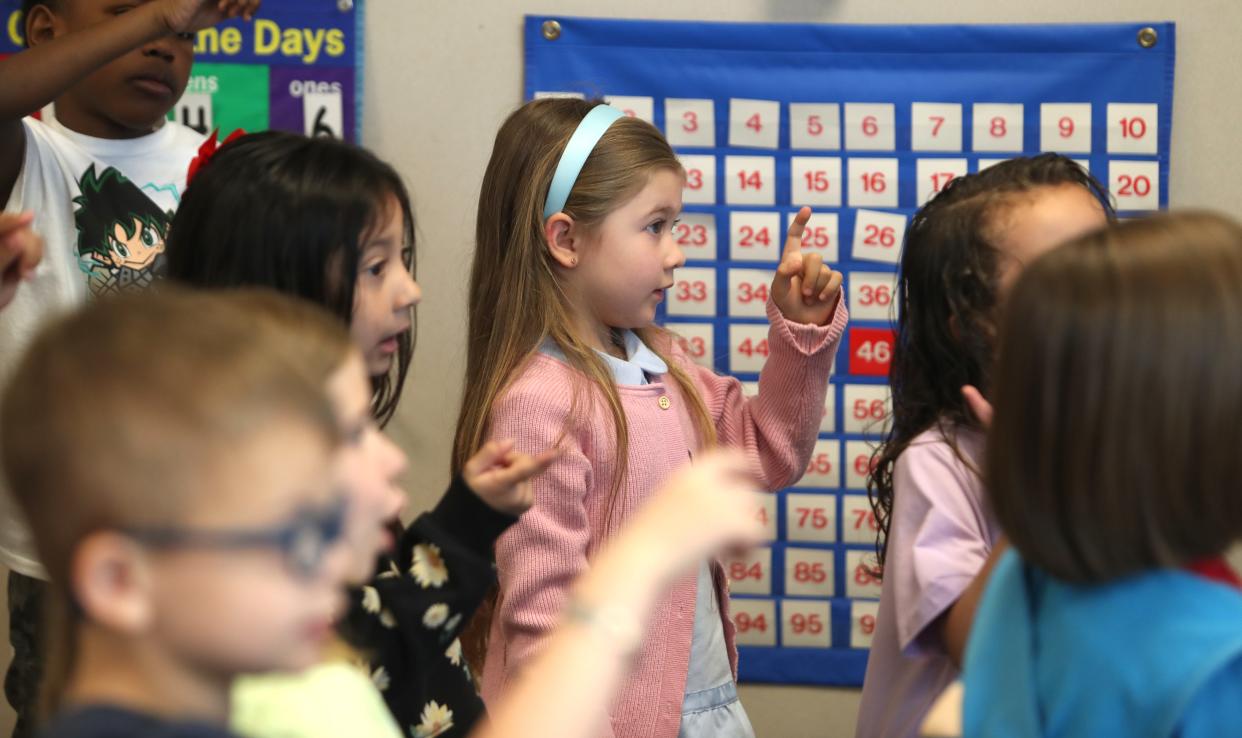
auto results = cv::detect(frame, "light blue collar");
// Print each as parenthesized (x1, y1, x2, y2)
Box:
(540, 330, 668, 386)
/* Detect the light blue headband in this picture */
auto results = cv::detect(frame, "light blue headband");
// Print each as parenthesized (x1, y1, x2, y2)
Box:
(543, 105, 626, 220)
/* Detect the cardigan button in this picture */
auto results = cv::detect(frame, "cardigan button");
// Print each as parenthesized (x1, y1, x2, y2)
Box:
(658, 395, 671, 410)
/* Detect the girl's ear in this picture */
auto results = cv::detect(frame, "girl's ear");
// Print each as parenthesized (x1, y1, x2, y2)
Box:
(544, 213, 581, 269)
(948, 313, 962, 342)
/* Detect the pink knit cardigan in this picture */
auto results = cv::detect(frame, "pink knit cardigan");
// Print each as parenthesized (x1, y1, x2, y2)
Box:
(480, 299, 848, 738)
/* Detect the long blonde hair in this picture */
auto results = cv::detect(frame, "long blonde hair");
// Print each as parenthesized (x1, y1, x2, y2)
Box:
(454, 98, 717, 668)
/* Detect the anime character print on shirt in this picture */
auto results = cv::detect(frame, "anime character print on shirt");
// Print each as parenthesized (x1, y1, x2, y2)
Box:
(72, 165, 172, 296)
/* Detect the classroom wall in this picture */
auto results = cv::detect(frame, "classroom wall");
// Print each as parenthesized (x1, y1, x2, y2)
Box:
(369, 1, 1241, 737)
(2, 2, 1240, 737)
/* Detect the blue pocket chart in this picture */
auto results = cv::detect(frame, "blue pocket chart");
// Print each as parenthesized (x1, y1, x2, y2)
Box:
(525, 16, 1174, 686)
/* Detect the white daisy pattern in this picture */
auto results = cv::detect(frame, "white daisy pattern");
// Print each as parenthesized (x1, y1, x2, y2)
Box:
(446, 638, 472, 678)
(351, 487, 505, 736)
(411, 543, 449, 588)
(371, 665, 391, 692)
(412, 701, 454, 738)
(423, 603, 450, 629)
(361, 586, 382, 614)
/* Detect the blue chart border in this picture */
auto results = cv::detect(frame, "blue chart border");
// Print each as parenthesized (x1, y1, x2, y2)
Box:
(525, 17, 1174, 211)
(525, 16, 1175, 687)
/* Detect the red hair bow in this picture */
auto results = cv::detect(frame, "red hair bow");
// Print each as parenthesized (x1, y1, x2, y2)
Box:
(186, 128, 247, 185)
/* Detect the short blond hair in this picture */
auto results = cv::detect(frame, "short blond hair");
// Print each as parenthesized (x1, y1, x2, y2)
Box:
(0, 288, 341, 586)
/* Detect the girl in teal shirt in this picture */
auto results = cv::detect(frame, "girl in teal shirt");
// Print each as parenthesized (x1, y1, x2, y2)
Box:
(964, 211, 1242, 738)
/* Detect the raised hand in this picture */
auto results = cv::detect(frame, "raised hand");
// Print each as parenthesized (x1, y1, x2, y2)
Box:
(463, 439, 560, 517)
(630, 449, 767, 571)
(770, 207, 843, 326)
(0, 211, 42, 310)
(961, 385, 993, 429)
(154, 0, 260, 35)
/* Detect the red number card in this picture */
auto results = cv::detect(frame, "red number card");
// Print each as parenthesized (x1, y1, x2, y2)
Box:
(848, 327, 895, 376)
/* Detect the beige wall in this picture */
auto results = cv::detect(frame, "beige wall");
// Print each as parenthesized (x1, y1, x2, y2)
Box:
(371, 2, 1240, 737)
(4, 2, 1241, 737)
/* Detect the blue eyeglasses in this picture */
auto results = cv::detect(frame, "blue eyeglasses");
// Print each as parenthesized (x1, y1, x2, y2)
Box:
(123, 496, 348, 579)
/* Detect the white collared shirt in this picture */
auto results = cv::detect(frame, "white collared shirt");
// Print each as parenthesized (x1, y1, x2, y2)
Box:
(539, 329, 668, 386)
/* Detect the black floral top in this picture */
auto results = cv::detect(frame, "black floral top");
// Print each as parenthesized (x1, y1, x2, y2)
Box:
(338, 475, 515, 738)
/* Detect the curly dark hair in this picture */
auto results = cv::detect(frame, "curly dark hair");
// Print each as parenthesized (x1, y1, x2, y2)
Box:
(868, 153, 1113, 571)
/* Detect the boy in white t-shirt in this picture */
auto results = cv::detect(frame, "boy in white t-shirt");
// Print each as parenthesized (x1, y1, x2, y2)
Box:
(0, 2, 259, 735)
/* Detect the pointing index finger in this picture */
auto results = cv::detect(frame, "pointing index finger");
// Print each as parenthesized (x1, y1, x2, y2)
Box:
(783, 206, 812, 261)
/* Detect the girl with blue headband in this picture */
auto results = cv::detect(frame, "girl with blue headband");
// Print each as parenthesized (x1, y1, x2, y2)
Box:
(455, 97, 847, 738)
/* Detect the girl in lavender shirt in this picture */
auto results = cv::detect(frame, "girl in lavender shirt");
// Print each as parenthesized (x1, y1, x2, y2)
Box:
(855, 155, 1111, 738)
